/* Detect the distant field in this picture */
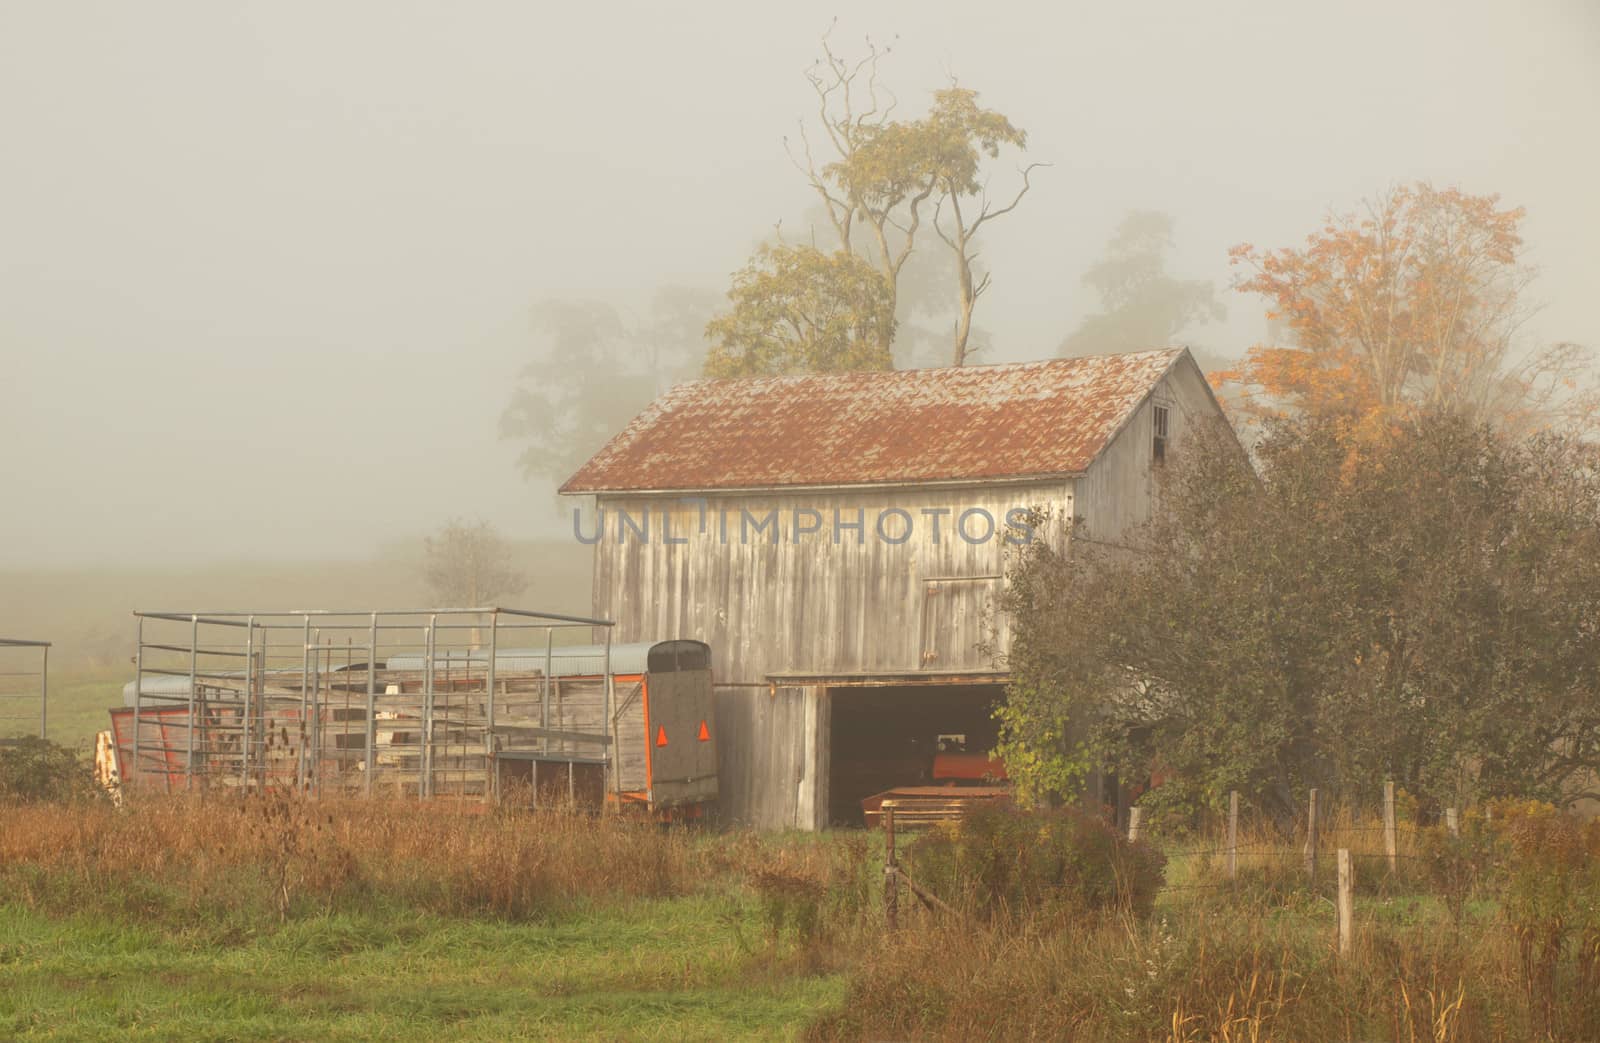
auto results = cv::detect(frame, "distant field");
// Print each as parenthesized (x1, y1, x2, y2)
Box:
(0, 541, 594, 674)
(40, 668, 124, 749)
(1, 659, 122, 748)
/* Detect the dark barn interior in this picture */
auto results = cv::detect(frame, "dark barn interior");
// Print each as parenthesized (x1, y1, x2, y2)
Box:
(826, 683, 1005, 826)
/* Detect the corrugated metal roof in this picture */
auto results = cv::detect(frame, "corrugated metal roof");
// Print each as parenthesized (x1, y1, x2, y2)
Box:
(382, 642, 668, 678)
(123, 675, 195, 705)
(121, 667, 366, 706)
(560, 348, 1187, 493)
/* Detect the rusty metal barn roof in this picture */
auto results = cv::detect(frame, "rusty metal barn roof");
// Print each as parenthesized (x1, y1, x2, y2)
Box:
(560, 348, 1188, 493)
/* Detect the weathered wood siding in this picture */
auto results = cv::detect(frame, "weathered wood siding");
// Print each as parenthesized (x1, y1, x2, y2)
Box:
(591, 483, 1071, 685)
(1074, 353, 1225, 544)
(712, 685, 827, 829)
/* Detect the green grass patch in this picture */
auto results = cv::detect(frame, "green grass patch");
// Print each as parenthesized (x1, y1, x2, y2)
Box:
(0, 896, 845, 1041)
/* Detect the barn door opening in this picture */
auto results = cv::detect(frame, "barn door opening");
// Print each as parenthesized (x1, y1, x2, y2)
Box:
(826, 683, 1005, 827)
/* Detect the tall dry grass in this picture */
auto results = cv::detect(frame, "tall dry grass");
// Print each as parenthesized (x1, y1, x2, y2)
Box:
(0, 792, 695, 924)
(806, 909, 1524, 1043)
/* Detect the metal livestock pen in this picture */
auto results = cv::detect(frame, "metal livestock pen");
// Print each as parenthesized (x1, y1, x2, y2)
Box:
(115, 607, 618, 800)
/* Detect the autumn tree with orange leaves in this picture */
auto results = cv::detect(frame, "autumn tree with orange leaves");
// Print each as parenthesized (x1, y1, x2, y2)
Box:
(1214, 183, 1593, 439)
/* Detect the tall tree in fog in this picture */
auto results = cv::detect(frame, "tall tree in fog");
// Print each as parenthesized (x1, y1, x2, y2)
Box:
(703, 244, 895, 377)
(1215, 183, 1596, 440)
(790, 33, 937, 353)
(925, 86, 1041, 365)
(1058, 211, 1224, 358)
(709, 30, 1041, 374)
(502, 290, 717, 487)
(788, 202, 961, 370)
(640, 286, 725, 385)
(422, 519, 527, 607)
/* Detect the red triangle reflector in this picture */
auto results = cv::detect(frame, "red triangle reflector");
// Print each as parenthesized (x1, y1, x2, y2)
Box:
(697, 720, 710, 742)
(656, 725, 669, 747)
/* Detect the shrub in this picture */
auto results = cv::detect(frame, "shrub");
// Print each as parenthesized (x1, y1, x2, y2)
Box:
(745, 833, 873, 957)
(1416, 810, 1498, 927)
(906, 803, 1165, 921)
(0, 737, 97, 804)
(750, 851, 828, 946)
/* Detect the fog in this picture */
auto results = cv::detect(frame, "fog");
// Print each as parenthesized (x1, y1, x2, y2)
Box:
(2, 0, 1596, 568)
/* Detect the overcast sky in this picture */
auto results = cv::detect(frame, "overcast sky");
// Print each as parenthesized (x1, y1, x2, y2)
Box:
(2, 0, 1596, 567)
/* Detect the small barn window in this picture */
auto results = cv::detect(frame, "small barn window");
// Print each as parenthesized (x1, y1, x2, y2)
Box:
(1152, 405, 1170, 465)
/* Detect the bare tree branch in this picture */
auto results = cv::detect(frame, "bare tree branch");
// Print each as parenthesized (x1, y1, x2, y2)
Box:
(970, 162, 1047, 234)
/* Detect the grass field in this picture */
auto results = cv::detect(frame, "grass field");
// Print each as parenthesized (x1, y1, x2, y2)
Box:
(0, 791, 1596, 1040)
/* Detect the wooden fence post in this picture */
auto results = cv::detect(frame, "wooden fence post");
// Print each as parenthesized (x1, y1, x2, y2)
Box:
(1127, 806, 1144, 844)
(1383, 780, 1398, 875)
(1337, 848, 1353, 956)
(1227, 790, 1239, 882)
(1304, 788, 1319, 885)
(1445, 807, 1459, 837)
(883, 803, 898, 931)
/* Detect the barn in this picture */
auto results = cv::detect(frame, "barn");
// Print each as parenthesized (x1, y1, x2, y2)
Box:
(560, 347, 1230, 829)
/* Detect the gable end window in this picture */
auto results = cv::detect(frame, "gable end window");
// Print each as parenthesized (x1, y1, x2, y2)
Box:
(1152, 405, 1170, 465)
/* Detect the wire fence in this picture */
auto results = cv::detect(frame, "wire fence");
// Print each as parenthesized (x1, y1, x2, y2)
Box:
(878, 793, 1552, 966)
(1125, 787, 1503, 917)
(0, 638, 49, 741)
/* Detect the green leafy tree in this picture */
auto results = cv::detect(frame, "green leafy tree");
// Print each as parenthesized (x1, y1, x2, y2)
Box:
(703, 244, 895, 377)
(1059, 211, 1225, 357)
(998, 415, 1600, 819)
